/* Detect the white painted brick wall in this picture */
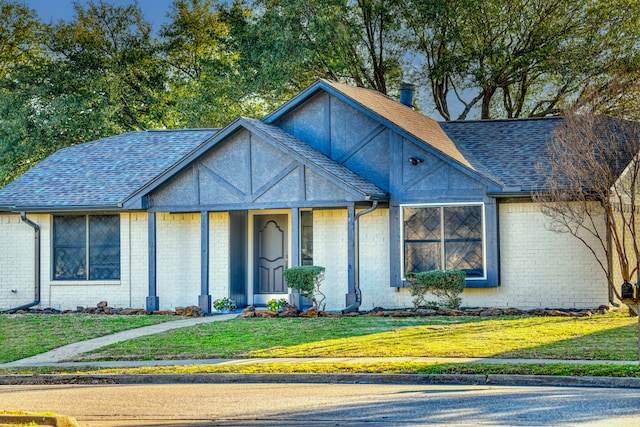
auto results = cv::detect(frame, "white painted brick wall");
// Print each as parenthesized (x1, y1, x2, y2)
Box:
(156, 212, 200, 310)
(209, 212, 230, 300)
(0, 214, 37, 309)
(489, 202, 608, 309)
(313, 209, 348, 310)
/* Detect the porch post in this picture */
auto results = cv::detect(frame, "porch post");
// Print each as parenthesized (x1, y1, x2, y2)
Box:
(346, 204, 357, 306)
(199, 211, 212, 313)
(289, 208, 301, 308)
(146, 212, 159, 312)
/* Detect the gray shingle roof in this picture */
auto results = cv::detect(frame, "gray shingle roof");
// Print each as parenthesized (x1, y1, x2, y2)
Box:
(0, 130, 217, 209)
(440, 117, 564, 190)
(243, 118, 387, 200)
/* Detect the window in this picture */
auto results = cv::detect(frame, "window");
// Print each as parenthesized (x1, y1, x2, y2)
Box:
(300, 211, 313, 265)
(402, 204, 484, 278)
(53, 215, 120, 280)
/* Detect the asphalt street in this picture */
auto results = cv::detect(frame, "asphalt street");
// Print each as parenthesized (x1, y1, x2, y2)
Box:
(2, 382, 640, 426)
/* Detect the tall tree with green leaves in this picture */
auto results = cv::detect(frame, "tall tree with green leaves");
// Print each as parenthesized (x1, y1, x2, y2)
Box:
(160, 0, 263, 127)
(402, 0, 640, 120)
(46, 0, 166, 130)
(226, 0, 402, 105)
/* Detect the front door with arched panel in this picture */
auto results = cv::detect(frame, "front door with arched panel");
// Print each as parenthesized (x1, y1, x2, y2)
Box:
(253, 214, 288, 305)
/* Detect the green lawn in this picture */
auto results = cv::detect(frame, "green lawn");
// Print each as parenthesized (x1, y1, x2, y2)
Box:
(0, 314, 175, 363)
(2, 311, 639, 380)
(70, 311, 639, 362)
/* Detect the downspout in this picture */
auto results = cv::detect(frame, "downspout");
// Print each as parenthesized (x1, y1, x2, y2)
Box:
(1, 213, 40, 312)
(342, 200, 379, 314)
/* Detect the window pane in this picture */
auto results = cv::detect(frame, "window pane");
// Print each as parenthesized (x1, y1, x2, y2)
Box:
(404, 207, 440, 240)
(403, 207, 441, 274)
(444, 206, 483, 276)
(300, 211, 313, 266)
(405, 241, 440, 273)
(53, 216, 87, 280)
(89, 215, 120, 280)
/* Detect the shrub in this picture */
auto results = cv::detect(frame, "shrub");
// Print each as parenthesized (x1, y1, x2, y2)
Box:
(405, 270, 466, 309)
(267, 298, 288, 312)
(213, 297, 236, 311)
(283, 266, 326, 310)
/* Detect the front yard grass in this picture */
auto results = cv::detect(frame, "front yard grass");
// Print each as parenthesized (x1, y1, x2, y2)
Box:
(72, 311, 639, 361)
(0, 314, 175, 363)
(2, 311, 639, 378)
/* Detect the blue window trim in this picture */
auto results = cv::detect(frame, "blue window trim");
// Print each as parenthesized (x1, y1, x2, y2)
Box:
(390, 200, 499, 288)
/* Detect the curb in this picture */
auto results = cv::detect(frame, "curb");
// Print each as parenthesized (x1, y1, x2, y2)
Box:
(2, 373, 640, 388)
(0, 414, 78, 426)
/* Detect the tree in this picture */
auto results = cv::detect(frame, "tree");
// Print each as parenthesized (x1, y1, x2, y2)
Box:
(46, 0, 166, 130)
(402, 0, 640, 120)
(533, 83, 640, 354)
(227, 0, 402, 105)
(160, 0, 264, 127)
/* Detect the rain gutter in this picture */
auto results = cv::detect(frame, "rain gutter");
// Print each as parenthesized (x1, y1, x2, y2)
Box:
(1, 213, 40, 312)
(342, 200, 379, 314)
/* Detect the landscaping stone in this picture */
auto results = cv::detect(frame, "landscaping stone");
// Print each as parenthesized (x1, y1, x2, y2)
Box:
(239, 305, 256, 318)
(546, 309, 572, 317)
(185, 305, 203, 317)
(436, 307, 465, 316)
(504, 308, 526, 315)
(319, 311, 341, 318)
(279, 305, 300, 317)
(480, 308, 504, 316)
(255, 310, 278, 318)
(300, 306, 319, 317)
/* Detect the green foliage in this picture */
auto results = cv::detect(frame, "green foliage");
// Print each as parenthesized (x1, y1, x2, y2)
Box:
(266, 298, 288, 312)
(213, 297, 236, 311)
(283, 266, 326, 310)
(405, 270, 466, 309)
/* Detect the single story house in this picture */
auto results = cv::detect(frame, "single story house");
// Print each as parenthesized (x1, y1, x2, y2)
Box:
(0, 80, 610, 313)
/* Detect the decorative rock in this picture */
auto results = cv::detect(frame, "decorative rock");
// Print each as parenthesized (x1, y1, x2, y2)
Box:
(391, 310, 417, 317)
(154, 310, 174, 315)
(528, 309, 547, 316)
(480, 308, 504, 316)
(279, 305, 300, 317)
(545, 309, 571, 317)
(414, 309, 437, 316)
(175, 307, 186, 316)
(255, 310, 278, 318)
(238, 305, 256, 318)
(436, 307, 465, 316)
(300, 306, 319, 318)
(185, 305, 203, 317)
(503, 308, 525, 315)
(97, 301, 108, 309)
(464, 308, 487, 315)
(319, 311, 341, 318)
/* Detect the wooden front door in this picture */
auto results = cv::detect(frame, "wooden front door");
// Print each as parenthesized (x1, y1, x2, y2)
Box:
(254, 214, 288, 299)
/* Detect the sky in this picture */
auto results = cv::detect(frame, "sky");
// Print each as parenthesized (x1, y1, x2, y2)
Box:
(23, 0, 176, 30)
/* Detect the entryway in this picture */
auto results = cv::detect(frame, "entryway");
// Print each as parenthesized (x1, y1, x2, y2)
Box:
(253, 214, 288, 305)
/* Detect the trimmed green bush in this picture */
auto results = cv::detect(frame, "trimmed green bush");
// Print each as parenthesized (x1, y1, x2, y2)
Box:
(405, 270, 466, 309)
(284, 266, 326, 310)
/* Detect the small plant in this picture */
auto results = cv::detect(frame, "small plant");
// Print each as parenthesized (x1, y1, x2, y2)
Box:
(213, 297, 236, 312)
(283, 265, 326, 310)
(267, 298, 289, 312)
(405, 270, 466, 309)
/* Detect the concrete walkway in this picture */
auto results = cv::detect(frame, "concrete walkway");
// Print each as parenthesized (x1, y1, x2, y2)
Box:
(1, 313, 238, 367)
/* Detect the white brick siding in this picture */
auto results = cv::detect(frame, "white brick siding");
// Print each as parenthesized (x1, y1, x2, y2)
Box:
(1, 201, 609, 312)
(313, 209, 348, 310)
(209, 212, 230, 300)
(156, 213, 200, 310)
(0, 214, 37, 309)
